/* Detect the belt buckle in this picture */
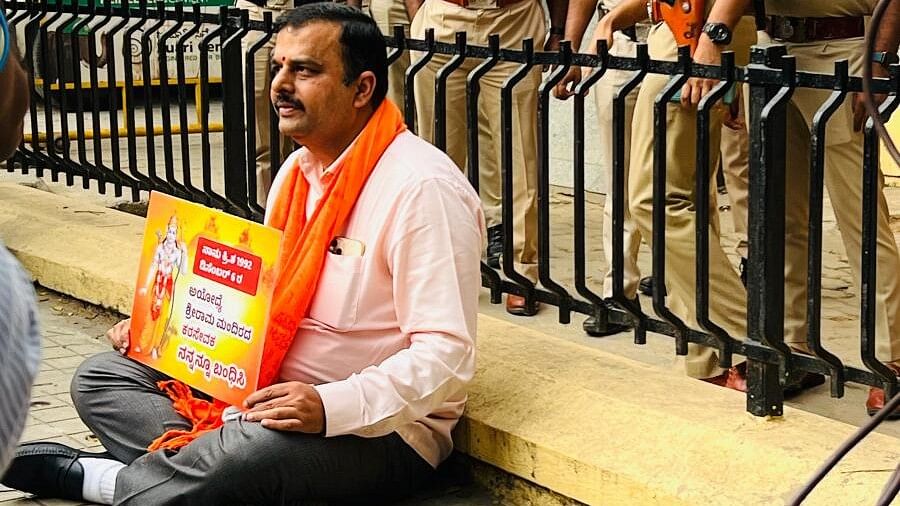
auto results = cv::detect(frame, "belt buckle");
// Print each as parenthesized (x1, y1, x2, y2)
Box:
(780, 18, 794, 39)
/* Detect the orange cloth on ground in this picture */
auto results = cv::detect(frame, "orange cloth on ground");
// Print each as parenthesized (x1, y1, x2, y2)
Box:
(147, 100, 407, 452)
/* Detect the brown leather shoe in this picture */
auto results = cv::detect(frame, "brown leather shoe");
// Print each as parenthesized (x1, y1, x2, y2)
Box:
(702, 361, 825, 397)
(506, 294, 539, 317)
(865, 364, 900, 419)
(701, 362, 747, 393)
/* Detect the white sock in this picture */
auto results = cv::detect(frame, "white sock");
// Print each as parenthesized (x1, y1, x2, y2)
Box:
(80, 457, 125, 505)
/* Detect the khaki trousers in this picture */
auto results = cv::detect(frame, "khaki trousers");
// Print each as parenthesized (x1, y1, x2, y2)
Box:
(719, 98, 750, 258)
(721, 32, 772, 258)
(594, 34, 642, 299)
(633, 25, 900, 378)
(628, 22, 756, 378)
(411, 0, 544, 281)
(596, 35, 750, 299)
(778, 39, 900, 367)
(237, 0, 295, 207)
(369, 0, 411, 110)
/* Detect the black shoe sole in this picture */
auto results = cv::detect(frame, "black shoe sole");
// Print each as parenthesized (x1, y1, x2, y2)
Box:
(583, 320, 632, 337)
(867, 406, 900, 419)
(506, 305, 538, 317)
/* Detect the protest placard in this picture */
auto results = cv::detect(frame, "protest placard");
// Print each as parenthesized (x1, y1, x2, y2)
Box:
(129, 192, 281, 406)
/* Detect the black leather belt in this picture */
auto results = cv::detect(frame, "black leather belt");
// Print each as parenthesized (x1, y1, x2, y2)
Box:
(765, 15, 865, 43)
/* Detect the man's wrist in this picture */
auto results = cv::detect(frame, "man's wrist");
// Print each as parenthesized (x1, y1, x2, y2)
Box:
(696, 34, 724, 55)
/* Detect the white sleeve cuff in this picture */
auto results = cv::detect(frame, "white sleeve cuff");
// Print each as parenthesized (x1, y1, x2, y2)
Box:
(314, 380, 363, 437)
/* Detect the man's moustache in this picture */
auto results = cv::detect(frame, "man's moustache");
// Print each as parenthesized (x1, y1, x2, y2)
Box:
(274, 95, 303, 110)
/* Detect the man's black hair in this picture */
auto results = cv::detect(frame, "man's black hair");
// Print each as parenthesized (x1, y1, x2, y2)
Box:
(274, 3, 388, 109)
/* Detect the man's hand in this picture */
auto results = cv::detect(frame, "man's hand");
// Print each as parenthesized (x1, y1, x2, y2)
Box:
(544, 31, 563, 53)
(554, 16, 617, 100)
(681, 37, 722, 108)
(543, 32, 564, 73)
(852, 66, 890, 132)
(244, 381, 325, 434)
(554, 66, 582, 99)
(106, 318, 131, 354)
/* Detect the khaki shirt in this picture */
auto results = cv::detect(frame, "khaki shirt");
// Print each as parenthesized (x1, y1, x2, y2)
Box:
(765, 0, 874, 17)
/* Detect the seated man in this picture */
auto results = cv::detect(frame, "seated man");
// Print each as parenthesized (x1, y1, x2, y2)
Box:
(1, 3, 485, 504)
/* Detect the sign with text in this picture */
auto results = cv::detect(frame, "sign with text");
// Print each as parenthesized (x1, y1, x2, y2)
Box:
(129, 192, 282, 406)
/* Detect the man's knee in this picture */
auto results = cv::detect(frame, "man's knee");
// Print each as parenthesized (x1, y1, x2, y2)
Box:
(195, 423, 309, 492)
(628, 192, 653, 229)
(69, 351, 130, 408)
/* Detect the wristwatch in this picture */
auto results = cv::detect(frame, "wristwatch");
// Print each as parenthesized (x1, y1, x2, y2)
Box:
(702, 22, 732, 46)
(872, 51, 900, 69)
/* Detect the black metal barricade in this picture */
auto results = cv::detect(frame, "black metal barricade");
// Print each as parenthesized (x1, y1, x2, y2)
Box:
(3, 0, 898, 417)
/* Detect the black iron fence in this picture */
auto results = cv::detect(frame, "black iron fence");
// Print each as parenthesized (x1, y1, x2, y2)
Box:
(4, 0, 899, 417)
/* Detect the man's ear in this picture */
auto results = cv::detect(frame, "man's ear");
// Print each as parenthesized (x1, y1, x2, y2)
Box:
(352, 70, 377, 109)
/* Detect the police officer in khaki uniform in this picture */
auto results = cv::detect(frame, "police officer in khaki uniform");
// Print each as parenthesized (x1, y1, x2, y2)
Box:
(593, 0, 758, 377)
(756, 0, 900, 417)
(675, 0, 900, 417)
(623, 0, 900, 417)
(554, 0, 754, 336)
(554, 0, 647, 335)
(628, 2, 757, 384)
(409, 0, 567, 315)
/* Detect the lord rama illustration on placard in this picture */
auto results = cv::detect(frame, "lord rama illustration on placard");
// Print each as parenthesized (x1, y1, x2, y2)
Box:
(135, 214, 189, 359)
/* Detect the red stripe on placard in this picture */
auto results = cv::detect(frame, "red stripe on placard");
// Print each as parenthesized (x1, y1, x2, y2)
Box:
(192, 237, 262, 296)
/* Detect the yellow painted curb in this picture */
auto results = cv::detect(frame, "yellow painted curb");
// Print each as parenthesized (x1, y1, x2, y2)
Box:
(462, 315, 899, 505)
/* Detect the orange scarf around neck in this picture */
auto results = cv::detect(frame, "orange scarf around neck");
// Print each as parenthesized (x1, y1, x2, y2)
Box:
(147, 100, 407, 452)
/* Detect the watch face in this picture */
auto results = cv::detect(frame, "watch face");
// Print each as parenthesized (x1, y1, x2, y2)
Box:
(711, 25, 727, 42)
(703, 23, 731, 44)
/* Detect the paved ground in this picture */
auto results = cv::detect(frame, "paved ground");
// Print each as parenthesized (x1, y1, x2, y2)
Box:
(0, 289, 495, 505)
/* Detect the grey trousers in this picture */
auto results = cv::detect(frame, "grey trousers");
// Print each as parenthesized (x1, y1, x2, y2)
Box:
(70, 352, 435, 505)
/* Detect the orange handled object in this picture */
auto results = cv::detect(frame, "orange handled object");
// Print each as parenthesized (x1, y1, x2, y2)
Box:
(649, 0, 706, 53)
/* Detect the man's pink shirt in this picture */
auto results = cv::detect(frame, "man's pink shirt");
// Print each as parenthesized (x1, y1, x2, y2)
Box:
(264, 131, 485, 468)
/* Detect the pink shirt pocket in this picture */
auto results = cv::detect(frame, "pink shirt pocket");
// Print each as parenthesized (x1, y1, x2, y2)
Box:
(307, 252, 364, 330)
